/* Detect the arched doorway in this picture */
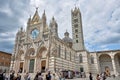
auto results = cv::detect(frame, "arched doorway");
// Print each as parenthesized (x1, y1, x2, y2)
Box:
(36, 46, 47, 72)
(25, 48, 35, 73)
(99, 54, 113, 75)
(19, 62, 23, 73)
(17, 50, 24, 73)
(114, 53, 120, 75)
(41, 60, 46, 72)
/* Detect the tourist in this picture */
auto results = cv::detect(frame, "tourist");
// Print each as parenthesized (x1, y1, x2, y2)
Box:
(0, 72, 4, 80)
(58, 73, 62, 80)
(34, 72, 39, 80)
(89, 73, 93, 80)
(52, 73, 56, 80)
(24, 72, 30, 80)
(46, 71, 51, 80)
(96, 74, 100, 80)
(102, 72, 106, 80)
(10, 71, 15, 80)
(16, 73, 21, 80)
(46, 73, 48, 80)
(48, 71, 51, 80)
(38, 72, 43, 80)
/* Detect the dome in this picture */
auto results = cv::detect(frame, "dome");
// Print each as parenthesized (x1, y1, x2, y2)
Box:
(62, 31, 72, 43)
(62, 37, 72, 43)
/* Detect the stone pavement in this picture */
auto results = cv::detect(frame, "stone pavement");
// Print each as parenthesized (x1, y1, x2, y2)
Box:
(66, 76, 120, 80)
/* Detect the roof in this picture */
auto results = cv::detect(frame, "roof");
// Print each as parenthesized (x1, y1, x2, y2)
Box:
(90, 49, 120, 53)
(0, 51, 12, 55)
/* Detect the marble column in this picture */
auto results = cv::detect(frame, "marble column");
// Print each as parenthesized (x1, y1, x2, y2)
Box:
(23, 59, 27, 73)
(111, 56, 117, 75)
(34, 58, 37, 73)
(35, 58, 41, 72)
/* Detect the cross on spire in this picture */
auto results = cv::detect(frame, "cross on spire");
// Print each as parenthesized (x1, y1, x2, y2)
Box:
(36, 7, 39, 11)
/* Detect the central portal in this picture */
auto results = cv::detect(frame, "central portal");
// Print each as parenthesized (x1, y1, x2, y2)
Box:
(41, 60, 46, 72)
(19, 62, 23, 73)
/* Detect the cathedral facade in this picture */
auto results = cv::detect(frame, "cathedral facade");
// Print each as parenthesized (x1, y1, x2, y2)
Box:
(10, 7, 120, 76)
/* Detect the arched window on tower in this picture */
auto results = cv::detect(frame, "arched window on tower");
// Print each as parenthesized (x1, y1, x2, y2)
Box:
(79, 54, 83, 63)
(75, 29, 78, 33)
(76, 35, 78, 38)
(91, 55, 94, 64)
(74, 19, 78, 23)
(74, 24, 78, 28)
(76, 40, 78, 43)
(58, 45, 61, 57)
(65, 48, 66, 59)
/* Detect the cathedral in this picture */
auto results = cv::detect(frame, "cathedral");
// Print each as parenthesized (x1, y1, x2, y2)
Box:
(10, 7, 120, 77)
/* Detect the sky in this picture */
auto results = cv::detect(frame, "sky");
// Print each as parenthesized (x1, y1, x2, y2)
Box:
(0, 0, 120, 53)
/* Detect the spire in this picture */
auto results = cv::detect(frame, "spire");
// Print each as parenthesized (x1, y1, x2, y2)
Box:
(49, 16, 58, 37)
(27, 15, 31, 24)
(34, 7, 39, 16)
(42, 10, 46, 27)
(42, 10, 46, 17)
(32, 7, 40, 22)
(43, 10, 45, 15)
(72, 7, 81, 16)
(20, 27, 23, 31)
(42, 10, 46, 20)
(52, 16, 55, 21)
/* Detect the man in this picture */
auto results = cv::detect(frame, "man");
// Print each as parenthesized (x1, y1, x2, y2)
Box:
(89, 73, 93, 80)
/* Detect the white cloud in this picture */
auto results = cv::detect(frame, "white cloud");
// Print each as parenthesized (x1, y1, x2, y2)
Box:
(15, 0, 120, 51)
(0, 4, 13, 16)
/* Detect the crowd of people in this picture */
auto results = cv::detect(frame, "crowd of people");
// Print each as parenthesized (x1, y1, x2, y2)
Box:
(89, 72, 117, 80)
(0, 70, 118, 80)
(0, 70, 21, 80)
(0, 70, 57, 80)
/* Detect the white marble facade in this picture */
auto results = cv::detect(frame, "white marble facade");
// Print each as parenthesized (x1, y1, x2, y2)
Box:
(10, 7, 120, 76)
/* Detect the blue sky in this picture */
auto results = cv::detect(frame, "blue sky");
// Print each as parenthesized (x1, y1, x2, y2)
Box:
(0, 0, 120, 53)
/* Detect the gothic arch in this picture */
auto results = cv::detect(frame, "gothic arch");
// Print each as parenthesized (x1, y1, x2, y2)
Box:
(37, 46, 47, 58)
(25, 48, 35, 58)
(16, 50, 24, 60)
(98, 53, 111, 58)
(99, 54, 113, 73)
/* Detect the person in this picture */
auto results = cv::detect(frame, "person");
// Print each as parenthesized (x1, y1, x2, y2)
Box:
(16, 73, 21, 80)
(0, 72, 4, 80)
(24, 72, 30, 80)
(96, 74, 100, 80)
(52, 73, 56, 80)
(58, 73, 62, 80)
(46, 71, 51, 80)
(46, 73, 48, 80)
(89, 73, 93, 80)
(34, 72, 39, 80)
(102, 72, 106, 80)
(38, 72, 43, 80)
(10, 71, 15, 80)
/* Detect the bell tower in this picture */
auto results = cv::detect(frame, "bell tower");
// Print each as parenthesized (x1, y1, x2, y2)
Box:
(71, 7, 85, 51)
